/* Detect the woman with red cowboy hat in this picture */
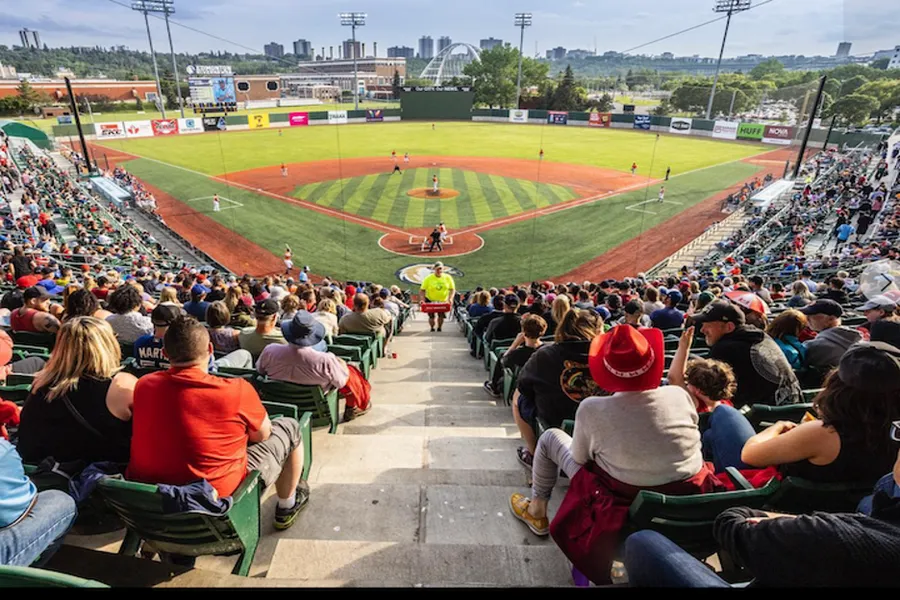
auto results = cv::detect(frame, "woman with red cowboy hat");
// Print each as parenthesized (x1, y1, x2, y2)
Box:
(508, 324, 719, 585)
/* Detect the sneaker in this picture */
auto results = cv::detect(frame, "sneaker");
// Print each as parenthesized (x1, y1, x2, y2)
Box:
(516, 446, 534, 470)
(437, 326, 442, 332)
(274, 481, 310, 531)
(508, 493, 549, 536)
(483, 381, 501, 398)
(431, 326, 436, 332)
(342, 403, 372, 423)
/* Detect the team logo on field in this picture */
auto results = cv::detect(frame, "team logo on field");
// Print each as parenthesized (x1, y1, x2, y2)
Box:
(395, 263, 464, 285)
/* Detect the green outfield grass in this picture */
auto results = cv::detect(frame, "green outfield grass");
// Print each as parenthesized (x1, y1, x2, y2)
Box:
(292, 168, 578, 229)
(12, 100, 397, 133)
(94, 121, 767, 180)
(122, 156, 761, 287)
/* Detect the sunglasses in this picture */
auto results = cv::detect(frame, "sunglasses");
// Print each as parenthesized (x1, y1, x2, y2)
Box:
(892, 420, 900, 443)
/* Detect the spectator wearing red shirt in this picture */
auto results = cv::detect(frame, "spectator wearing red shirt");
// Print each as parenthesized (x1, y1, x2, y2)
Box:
(128, 316, 310, 530)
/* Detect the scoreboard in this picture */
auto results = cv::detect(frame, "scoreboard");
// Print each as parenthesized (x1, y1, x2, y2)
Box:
(188, 76, 237, 113)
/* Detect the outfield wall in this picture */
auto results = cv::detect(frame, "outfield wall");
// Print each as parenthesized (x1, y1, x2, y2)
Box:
(48, 106, 883, 150)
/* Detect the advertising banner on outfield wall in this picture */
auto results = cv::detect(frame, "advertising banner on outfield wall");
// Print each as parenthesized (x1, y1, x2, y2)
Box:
(288, 112, 309, 127)
(547, 111, 568, 125)
(737, 122, 765, 140)
(202, 116, 227, 132)
(669, 117, 693, 135)
(762, 125, 793, 145)
(178, 117, 205, 134)
(125, 120, 154, 138)
(96, 122, 126, 140)
(151, 119, 180, 136)
(589, 112, 612, 128)
(712, 120, 739, 140)
(249, 113, 270, 129)
(633, 115, 651, 130)
(509, 109, 529, 123)
(328, 110, 349, 125)
(366, 109, 384, 122)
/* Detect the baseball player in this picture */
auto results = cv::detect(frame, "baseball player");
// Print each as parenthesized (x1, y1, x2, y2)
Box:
(404, 152, 410, 165)
(281, 163, 288, 177)
(539, 149, 544, 161)
(658, 186, 666, 203)
(391, 150, 397, 163)
(212, 194, 221, 212)
(631, 162, 638, 176)
(432, 174, 439, 195)
(283, 244, 294, 275)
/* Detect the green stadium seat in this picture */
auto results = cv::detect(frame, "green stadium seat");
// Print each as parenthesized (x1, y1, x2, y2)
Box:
(764, 477, 874, 514)
(11, 331, 56, 352)
(254, 376, 339, 433)
(0, 565, 108, 588)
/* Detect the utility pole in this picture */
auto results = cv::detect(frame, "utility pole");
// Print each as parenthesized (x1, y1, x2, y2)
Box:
(132, 1, 166, 118)
(161, 1, 185, 118)
(728, 89, 737, 119)
(793, 75, 827, 179)
(340, 12, 367, 111)
(706, 0, 751, 120)
(514, 13, 533, 110)
(65, 77, 94, 174)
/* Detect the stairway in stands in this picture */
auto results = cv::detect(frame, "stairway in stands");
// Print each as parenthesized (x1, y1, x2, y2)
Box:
(257, 312, 572, 586)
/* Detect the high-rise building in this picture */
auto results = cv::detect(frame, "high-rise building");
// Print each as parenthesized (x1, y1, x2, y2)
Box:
(545, 46, 566, 61)
(342, 39, 362, 60)
(388, 46, 415, 59)
(264, 42, 284, 58)
(18, 28, 41, 50)
(889, 46, 900, 70)
(418, 36, 434, 60)
(480, 38, 503, 51)
(835, 42, 852, 58)
(293, 39, 312, 58)
(438, 36, 452, 53)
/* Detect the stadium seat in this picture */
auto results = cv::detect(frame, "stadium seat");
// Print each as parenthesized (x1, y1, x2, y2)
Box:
(0, 565, 108, 588)
(536, 417, 575, 437)
(764, 477, 874, 514)
(739, 403, 814, 432)
(11, 331, 56, 352)
(254, 376, 339, 433)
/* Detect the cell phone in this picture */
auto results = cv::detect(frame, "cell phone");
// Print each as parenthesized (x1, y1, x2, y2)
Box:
(891, 420, 900, 443)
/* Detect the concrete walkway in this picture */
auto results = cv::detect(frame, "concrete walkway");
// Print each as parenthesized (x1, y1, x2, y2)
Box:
(63, 312, 573, 586)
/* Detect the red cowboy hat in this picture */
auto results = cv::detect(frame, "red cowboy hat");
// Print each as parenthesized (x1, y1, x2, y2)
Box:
(588, 325, 664, 393)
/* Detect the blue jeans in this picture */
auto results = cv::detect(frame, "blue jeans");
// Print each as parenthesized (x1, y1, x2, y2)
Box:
(624, 530, 731, 588)
(857, 473, 900, 515)
(0, 490, 77, 567)
(701, 405, 756, 472)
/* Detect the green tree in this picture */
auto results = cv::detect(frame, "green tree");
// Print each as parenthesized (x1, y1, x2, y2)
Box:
(871, 58, 891, 70)
(841, 75, 869, 95)
(551, 65, 584, 110)
(15, 80, 42, 111)
(462, 44, 519, 108)
(392, 69, 401, 99)
(586, 93, 614, 112)
(828, 93, 880, 125)
(652, 99, 673, 116)
(856, 80, 900, 122)
(749, 58, 785, 80)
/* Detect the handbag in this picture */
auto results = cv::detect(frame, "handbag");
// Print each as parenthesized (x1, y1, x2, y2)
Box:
(61, 393, 104, 439)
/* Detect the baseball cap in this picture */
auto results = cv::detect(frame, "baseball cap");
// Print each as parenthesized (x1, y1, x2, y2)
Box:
(858, 295, 897, 311)
(667, 290, 683, 305)
(255, 298, 280, 316)
(151, 303, 183, 326)
(191, 283, 210, 296)
(504, 293, 520, 306)
(378, 288, 390, 298)
(594, 305, 611, 321)
(690, 301, 746, 326)
(799, 299, 843, 318)
(16, 275, 40, 289)
(0, 290, 24, 311)
(23, 286, 51, 301)
(433, 261, 444, 270)
(837, 341, 900, 393)
(35, 278, 64, 296)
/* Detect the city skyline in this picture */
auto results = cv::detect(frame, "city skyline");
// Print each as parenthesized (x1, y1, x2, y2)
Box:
(0, 0, 896, 59)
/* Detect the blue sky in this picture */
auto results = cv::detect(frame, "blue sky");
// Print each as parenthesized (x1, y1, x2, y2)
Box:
(0, 0, 895, 58)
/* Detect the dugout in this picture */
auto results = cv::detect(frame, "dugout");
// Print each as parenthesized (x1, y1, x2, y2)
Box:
(400, 86, 474, 120)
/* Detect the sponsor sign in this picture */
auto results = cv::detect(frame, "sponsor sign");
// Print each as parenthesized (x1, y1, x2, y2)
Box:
(186, 65, 233, 76)
(151, 118, 180, 136)
(96, 122, 126, 139)
(712, 120, 739, 140)
(737, 122, 765, 140)
(124, 120, 154, 138)
(589, 112, 612, 128)
(57, 115, 73, 125)
(762, 125, 794, 145)
(401, 86, 472, 92)
(328, 110, 349, 125)
(178, 117, 204, 134)
(395, 263, 464, 285)
(249, 113, 270, 129)
(366, 109, 384, 122)
(509, 109, 529, 123)
(622, 104, 636, 114)
(547, 111, 568, 125)
(288, 112, 309, 127)
(633, 115, 651, 130)
(202, 116, 227, 132)
(669, 117, 693, 135)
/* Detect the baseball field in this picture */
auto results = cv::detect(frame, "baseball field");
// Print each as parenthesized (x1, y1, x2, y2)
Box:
(90, 121, 790, 287)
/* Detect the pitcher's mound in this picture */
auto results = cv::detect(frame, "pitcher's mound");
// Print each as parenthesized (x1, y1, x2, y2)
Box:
(407, 188, 460, 200)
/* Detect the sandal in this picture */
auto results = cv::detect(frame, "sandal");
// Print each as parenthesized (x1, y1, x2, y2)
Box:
(516, 446, 534, 470)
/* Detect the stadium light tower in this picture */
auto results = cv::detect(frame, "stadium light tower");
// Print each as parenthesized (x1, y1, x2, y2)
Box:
(339, 12, 367, 111)
(705, 0, 751, 121)
(131, 0, 167, 118)
(514, 13, 532, 109)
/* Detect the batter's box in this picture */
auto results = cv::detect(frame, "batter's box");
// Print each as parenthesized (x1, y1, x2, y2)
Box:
(409, 235, 454, 251)
(624, 198, 683, 215)
(187, 195, 244, 212)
